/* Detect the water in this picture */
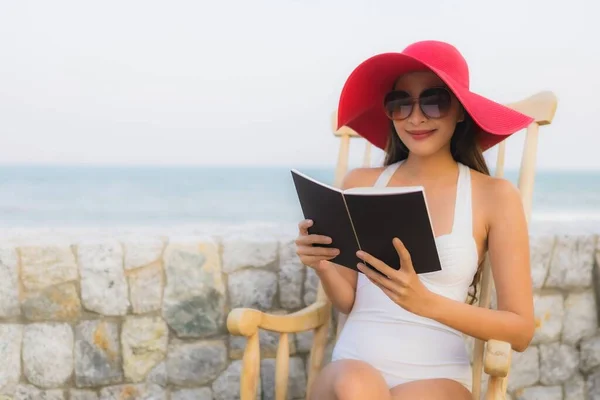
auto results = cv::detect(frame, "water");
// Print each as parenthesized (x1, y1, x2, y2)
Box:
(0, 165, 599, 236)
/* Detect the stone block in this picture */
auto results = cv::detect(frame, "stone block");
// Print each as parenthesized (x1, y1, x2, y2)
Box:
(539, 342, 579, 385)
(22, 282, 81, 321)
(530, 235, 555, 289)
(507, 346, 540, 392)
(546, 235, 595, 288)
(22, 323, 73, 389)
(0, 324, 23, 395)
(74, 320, 122, 387)
(279, 239, 305, 310)
(562, 290, 597, 346)
(162, 241, 226, 338)
(128, 264, 163, 314)
(166, 340, 227, 386)
(77, 242, 129, 316)
(122, 238, 165, 270)
(514, 385, 562, 400)
(228, 269, 278, 310)
(531, 293, 564, 344)
(0, 247, 20, 317)
(121, 317, 168, 383)
(222, 237, 278, 273)
(20, 245, 78, 292)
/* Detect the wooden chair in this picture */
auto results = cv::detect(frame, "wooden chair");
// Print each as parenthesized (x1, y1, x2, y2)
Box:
(227, 90, 558, 400)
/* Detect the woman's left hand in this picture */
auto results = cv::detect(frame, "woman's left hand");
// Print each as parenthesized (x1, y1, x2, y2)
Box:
(356, 237, 436, 316)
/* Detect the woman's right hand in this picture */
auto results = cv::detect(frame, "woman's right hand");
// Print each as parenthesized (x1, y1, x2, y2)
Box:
(295, 219, 340, 271)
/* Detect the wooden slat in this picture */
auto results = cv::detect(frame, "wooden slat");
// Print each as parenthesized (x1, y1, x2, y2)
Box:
(505, 91, 558, 125)
(275, 333, 290, 400)
(260, 301, 330, 333)
(495, 140, 507, 178)
(331, 111, 361, 137)
(471, 258, 491, 399)
(227, 308, 263, 337)
(484, 340, 512, 400)
(240, 332, 260, 400)
(334, 134, 351, 188)
(228, 302, 330, 336)
(472, 136, 508, 400)
(517, 123, 540, 223)
(484, 340, 512, 377)
(485, 377, 506, 400)
(363, 142, 372, 167)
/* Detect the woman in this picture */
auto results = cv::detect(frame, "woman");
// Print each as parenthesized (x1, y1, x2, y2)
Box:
(295, 40, 536, 399)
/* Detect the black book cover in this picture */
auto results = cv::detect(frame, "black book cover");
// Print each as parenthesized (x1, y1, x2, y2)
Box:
(291, 170, 360, 270)
(291, 169, 442, 275)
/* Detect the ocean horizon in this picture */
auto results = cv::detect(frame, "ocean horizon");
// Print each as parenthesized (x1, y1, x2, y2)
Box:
(1, 164, 599, 238)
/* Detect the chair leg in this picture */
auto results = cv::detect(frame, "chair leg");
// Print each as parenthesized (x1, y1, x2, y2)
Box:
(240, 332, 261, 400)
(485, 376, 507, 400)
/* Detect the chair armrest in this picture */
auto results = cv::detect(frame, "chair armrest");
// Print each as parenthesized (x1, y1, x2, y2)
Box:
(227, 301, 331, 337)
(484, 339, 512, 377)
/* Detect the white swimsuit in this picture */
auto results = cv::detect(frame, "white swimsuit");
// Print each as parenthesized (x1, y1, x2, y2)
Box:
(331, 160, 479, 392)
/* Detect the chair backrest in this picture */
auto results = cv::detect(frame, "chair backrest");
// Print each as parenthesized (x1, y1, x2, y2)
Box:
(314, 91, 558, 398)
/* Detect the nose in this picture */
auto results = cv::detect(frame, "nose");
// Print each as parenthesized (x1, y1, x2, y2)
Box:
(407, 103, 427, 126)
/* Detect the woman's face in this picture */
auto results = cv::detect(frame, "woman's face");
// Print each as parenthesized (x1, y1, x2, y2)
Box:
(387, 71, 464, 157)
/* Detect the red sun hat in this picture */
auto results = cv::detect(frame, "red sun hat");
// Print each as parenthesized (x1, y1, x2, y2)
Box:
(336, 40, 534, 151)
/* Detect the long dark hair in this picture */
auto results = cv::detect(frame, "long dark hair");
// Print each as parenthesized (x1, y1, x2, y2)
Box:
(383, 112, 489, 304)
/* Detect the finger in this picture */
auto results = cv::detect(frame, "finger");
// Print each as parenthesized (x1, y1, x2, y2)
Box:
(378, 284, 401, 303)
(356, 250, 397, 278)
(315, 259, 353, 273)
(298, 219, 313, 235)
(297, 245, 339, 258)
(364, 270, 401, 302)
(302, 256, 338, 268)
(295, 234, 332, 246)
(393, 238, 415, 274)
(357, 263, 399, 292)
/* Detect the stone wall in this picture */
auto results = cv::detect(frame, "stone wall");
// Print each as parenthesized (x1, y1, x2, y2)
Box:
(0, 232, 598, 400)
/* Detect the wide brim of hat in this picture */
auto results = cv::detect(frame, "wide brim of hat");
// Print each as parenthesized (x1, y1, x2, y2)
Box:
(336, 52, 535, 152)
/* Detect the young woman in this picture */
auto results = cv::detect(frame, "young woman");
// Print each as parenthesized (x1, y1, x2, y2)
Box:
(294, 40, 536, 399)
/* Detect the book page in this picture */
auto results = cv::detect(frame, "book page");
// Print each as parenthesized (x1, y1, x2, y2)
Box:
(290, 169, 341, 193)
(343, 185, 424, 195)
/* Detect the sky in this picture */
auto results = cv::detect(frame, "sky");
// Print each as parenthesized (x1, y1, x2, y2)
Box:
(0, 0, 597, 170)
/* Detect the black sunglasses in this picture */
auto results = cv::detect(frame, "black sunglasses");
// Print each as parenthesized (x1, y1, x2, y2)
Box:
(383, 87, 452, 120)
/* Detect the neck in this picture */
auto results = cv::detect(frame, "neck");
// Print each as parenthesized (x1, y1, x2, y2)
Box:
(402, 149, 458, 182)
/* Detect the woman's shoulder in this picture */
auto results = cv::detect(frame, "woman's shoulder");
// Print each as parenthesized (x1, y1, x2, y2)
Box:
(469, 168, 521, 199)
(341, 166, 387, 190)
(469, 167, 525, 222)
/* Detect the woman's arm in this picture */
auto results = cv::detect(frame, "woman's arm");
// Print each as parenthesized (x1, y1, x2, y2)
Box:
(315, 263, 357, 314)
(425, 179, 535, 351)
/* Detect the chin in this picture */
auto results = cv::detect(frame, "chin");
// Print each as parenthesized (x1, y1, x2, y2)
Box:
(402, 138, 447, 157)
(406, 147, 441, 157)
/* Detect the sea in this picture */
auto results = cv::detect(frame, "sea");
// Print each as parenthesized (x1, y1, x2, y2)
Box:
(0, 165, 599, 241)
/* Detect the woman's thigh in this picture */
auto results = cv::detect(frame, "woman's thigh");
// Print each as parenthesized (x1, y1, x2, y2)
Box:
(390, 378, 472, 400)
(308, 359, 392, 400)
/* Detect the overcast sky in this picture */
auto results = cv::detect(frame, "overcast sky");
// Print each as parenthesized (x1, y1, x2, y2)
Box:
(0, 0, 597, 170)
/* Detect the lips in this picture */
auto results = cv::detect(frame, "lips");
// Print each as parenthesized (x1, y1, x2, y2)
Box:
(407, 129, 436, 140)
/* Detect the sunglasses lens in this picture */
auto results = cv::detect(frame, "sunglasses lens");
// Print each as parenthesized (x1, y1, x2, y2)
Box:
(384, 88, 452, 120)
(384, 91, 413, 120)
(420, 88, 451, 118)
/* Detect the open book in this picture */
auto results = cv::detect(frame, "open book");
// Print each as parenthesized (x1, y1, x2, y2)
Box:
(291, 169, 442, 275)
